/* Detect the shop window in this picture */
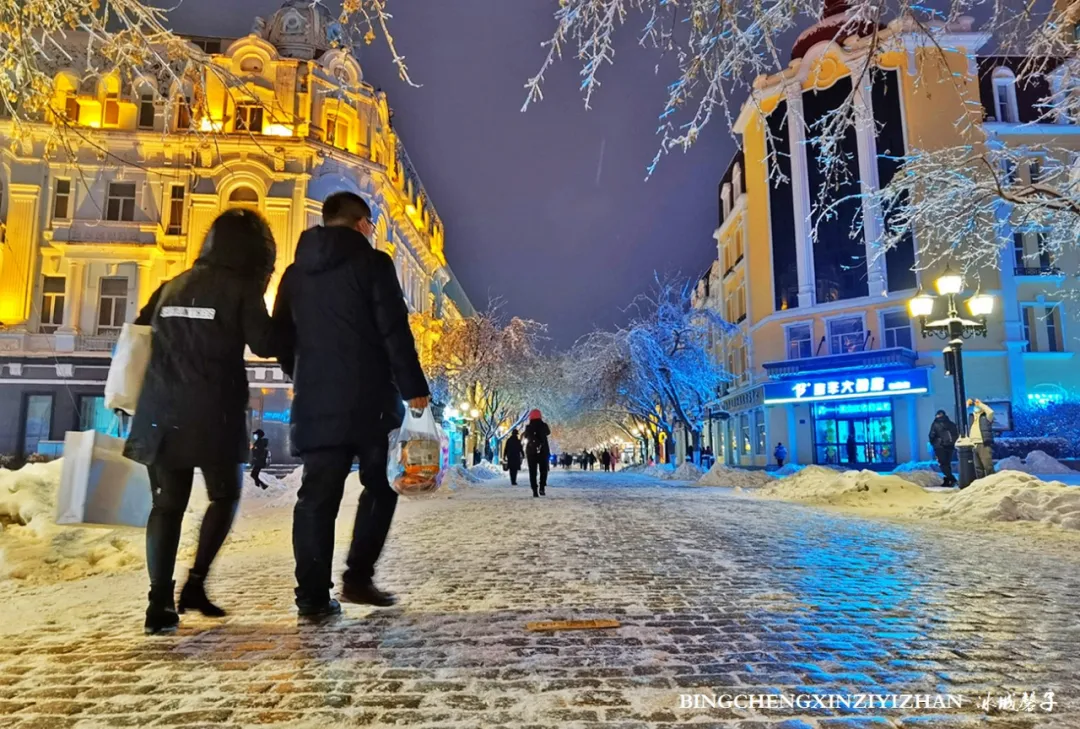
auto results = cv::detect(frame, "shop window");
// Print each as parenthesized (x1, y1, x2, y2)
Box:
(235, 103, 264, 133)
(828, 316, 865, 354)
(22, 395, 54, 456)
(105, 182, 136, 221)
(167, 185, 186, 235)
(138, 94, 155, 129)
(740, 413, 751, 456)
(97, 277, 128, 334)
(53, 179, 72, 221)
(812, 400, 895, 467)
(39, 276, 65, 333)
(882, 311, 913, 350)
(754, 412, 766, 455)
(78, 395, 113, 434)
(786, 323, 812, 359)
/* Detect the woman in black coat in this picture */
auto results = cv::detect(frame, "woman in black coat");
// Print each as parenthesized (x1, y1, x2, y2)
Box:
(523, 410, 551, 497)
(125, 209, 278, 635)
(503, 429, 524, 486)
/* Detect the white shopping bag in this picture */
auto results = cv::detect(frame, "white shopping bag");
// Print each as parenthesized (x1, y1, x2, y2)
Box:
(56, 431, 152, 528)
(387, 407, 446, 496)
(103, 322, 152, 415)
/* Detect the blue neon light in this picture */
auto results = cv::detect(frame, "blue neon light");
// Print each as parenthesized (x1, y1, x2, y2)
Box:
(764, 369, 929, 405)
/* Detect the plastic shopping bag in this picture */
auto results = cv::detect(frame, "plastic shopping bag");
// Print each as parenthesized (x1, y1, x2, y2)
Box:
(104, 322, 152, 415)
(56, 430, 152, 528)
(387, 407, 445, 496)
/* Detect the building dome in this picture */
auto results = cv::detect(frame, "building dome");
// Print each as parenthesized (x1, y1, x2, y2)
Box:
(260, 0, 339, 60)
(790, 0, 883, 61)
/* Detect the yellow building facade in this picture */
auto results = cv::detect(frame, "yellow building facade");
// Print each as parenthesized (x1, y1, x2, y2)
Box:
(696, 10, 1080, 468)
(0, 1, 472, 459)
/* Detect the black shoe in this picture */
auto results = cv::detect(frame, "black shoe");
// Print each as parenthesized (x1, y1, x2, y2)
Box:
(145, 582, 180, 635)
(539, 488, 546, 496)
(297, 598, 343, 620)
(341, 582, 397, 607)
(532, 491, 539, 497)
(178, 574, 226, 618)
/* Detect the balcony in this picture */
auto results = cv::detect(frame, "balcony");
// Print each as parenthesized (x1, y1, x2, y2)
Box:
(1014, 265, 1063, 277)
(77, 331, 120, 352)
(0, 329, 119, 355)
(763, 346, 919, 380)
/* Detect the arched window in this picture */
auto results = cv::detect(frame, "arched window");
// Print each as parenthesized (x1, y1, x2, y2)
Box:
(100, 75, 121, 127)
(721, 183, 732, 219)
(991, 67, 1019, 124)
(733, 163, 743, 198)
(240, 56, 264, 74)
(228, 186, 260, 209)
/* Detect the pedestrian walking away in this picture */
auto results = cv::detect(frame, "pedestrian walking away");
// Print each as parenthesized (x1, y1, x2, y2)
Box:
(274, 192, 430, 620)
(503, 429, 524, 486)
(250, 430, 270, 489)
(967, 398, 996, 482)
(524, 410, 551, 497)
(846, 432, 858, 465)
(928, 409, 960, 487)
(124, 209, 280, 635)
(774, 442, 787, 468)
(600, 449, 611, 472)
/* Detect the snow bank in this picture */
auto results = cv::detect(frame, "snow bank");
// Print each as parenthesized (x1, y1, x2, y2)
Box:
(995, 450, 1074, 475)
(888, 462, 944, 489)
(916, 470, 1080, 529)
(774, 463, 806, 477)
(668, 462, 705, 481)
(441, 465, 480, 492)
(758, 466, 939, 511)
(0, 460, 142, 583)
(642, 464, 675, 479)
(469, 460, 503, 480)
(697, 462, 775, 489)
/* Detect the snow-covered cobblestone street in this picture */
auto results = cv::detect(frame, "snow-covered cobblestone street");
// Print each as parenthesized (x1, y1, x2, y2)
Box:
(3, 470, 1080, 728)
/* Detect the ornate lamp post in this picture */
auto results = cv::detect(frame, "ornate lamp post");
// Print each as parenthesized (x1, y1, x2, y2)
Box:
(908, 266, 995, 489)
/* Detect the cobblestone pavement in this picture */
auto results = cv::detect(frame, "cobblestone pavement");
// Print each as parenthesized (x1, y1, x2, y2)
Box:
(3, 471, 1080, 729)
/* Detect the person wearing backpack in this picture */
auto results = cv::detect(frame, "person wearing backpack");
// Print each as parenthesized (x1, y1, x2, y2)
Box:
(523, 410, 551, 497)
(774, 442, 788, 468)
(928, 409, 960, 488)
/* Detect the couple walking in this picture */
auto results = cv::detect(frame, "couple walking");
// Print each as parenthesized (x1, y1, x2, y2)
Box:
(501, 411, 551, 496)
(126, 193, 429, 635)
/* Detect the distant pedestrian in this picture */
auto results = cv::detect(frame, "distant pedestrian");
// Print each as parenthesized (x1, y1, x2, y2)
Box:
(524, 410, 551, 497)
(967, 398, 995, 482)
(928, 410, 959, 488)
(250, 430, 270, 489)
(600, 450, 611, 472)
(588, 451, 597, 471)
(580, 450, 589, 471)
(774, 442, 787, 468)
(503, 429, 524, 486)
(846, 432, 858, 466)
(473, 447, 481, 466)
(484, 442, 494, 463)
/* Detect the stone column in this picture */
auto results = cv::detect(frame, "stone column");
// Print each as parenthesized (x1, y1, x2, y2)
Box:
(186, 194, 219, 267)
(264, 196, 293, 310)
(58, 259, 85, 334)
(784, 83, 815, 308)
(852, 59, 889, 298)
(0, 184, 41, 324)
(136, 260, 156, 309)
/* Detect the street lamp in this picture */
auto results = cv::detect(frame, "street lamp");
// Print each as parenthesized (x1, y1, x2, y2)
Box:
(908, 267, 994, 489)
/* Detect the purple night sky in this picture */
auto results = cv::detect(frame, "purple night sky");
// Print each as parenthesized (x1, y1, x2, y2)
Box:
(165, 0, 735, 347)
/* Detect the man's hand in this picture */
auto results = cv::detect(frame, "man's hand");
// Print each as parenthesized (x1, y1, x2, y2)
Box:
(407, 396, 430, 411)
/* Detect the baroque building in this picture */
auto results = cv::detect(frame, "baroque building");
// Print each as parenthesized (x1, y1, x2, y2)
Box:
(693, 4, 1080, 468)
(0, 0, 473, 459)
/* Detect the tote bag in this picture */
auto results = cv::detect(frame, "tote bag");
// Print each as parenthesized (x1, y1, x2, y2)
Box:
(56, 430, 152, 528)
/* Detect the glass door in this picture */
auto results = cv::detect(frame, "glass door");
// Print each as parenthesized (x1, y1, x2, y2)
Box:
(812, 400, 895, 468)
(22, 394, 54, 456)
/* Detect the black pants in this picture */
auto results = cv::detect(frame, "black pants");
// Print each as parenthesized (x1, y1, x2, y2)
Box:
(776, 458, 785, 468)
(251, 464, 265, 485)
(293, 438, 395, 604)
(528, 456, 548, 493)
(146, 463, 242, 591)
(509, 465, 520, 485)
(934, 446, 956, 485)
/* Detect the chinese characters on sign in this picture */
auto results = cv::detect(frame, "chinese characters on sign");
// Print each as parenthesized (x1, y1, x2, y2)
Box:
(763, 369, 929, 405)
(977, 690, 1055, 714)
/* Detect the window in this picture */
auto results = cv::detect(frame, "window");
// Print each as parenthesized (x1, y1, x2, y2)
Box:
(1046, 307, 1063, 352)
(1002, 158, 1017, 184)
(52, 179, 72, 221)
(138, 94, 155, 129)
(882, 311, 913, 350)
(167, 185, 185, 235)
(97, 278, 128, 333)
(240, 56, 264, 74)
(740, 413, 751, 456)
(733, 228, 744, 263)
(1013, 232, 1027, 270)
(235, 103, 263, 133)
(1023, 307, 1037, 352)
(64, 93, 80, 123)
(177, 96, 192, 130)
(1029, 158, 1043, 184)
(192, 38, 222, 54)
(22, 395, 54, 456)
(787, 323, 813, 359)
(228, 186, 259, 209)
(105, 182, 136, 221)
(828, 316, 865, 354)
(39, 276, 65, 333)
(992, 68, 1018, 123)
(733, 163, 743, 198)
(326, 113, 349, 149)
(733, 282, 746, 322)
(103, 91, 120, 127)
(1036, 232, 1054, 270)
(721, 184, 732, 219)
(78, 395, 113, 435)
(755, 411, 766, 455)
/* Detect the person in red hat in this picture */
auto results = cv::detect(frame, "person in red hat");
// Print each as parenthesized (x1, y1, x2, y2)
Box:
(523, 409, 551, 497)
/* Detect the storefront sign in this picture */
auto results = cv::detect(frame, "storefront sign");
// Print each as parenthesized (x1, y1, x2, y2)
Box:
(764, 369, 929, 405)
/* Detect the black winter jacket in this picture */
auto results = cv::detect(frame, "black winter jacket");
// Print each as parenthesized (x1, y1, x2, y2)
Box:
(503, 435, 524, 469)
(124, 266, 276, 468)
(523, 420, 551, 461)
(928, 416, 959, 450)
(273, 226, 430, 455)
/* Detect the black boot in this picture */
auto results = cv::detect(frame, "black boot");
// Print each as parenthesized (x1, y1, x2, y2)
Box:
(341, 581, 397, 607)
(178, 573, 226, 618)
(145, 582, 180, 635)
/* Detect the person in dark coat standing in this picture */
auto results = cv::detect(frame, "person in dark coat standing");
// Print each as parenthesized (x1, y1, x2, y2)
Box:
(600, 450, 611, 472)
(125, 209, 278, 635)
(273, 192, 430, 618)
(774, 442, 787, 468)
(523, 410, 551, 497)
(846, 432, 859, 465)
(928, 410, 960, 487)
(250, 430, 270, 489)
(503, 429, 524, 486)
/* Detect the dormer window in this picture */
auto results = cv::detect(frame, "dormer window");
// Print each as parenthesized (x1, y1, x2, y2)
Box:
(240, 57, 264, 74)
(992, 67, 1019, 123)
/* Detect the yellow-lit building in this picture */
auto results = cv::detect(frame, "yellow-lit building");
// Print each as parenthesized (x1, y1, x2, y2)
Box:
(696, 6, 1080, 468)
(0, 1, 473, 459)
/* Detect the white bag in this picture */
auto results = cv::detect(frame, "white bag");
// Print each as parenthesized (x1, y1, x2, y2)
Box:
(103, 322, 153, 415)
(56, 430, 152, 528)
(387, 407, 447, 496)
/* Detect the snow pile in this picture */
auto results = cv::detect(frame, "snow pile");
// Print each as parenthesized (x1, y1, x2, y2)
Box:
(995, 450, 1074, 475)
(469, 460, 503, 480)
(642, 463, 675, 479)
(757, 466, 938, 511)
(441, 465, 481, 491)
(620, 464, 646, 474)
(774, 463, 806, 477)
(698, 462, 775, 489)
(889, 462, 944, 489)
(916, 471, 1080, 529)
(667, 462, 705, 481)
(0, 460, 142, 583)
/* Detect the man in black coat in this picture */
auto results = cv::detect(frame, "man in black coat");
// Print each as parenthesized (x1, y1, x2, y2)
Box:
(524, 411, 551, 497)
(274, 192, 430, 617)
(503, 429, 524, 486)
(928, 409, 960, 487)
